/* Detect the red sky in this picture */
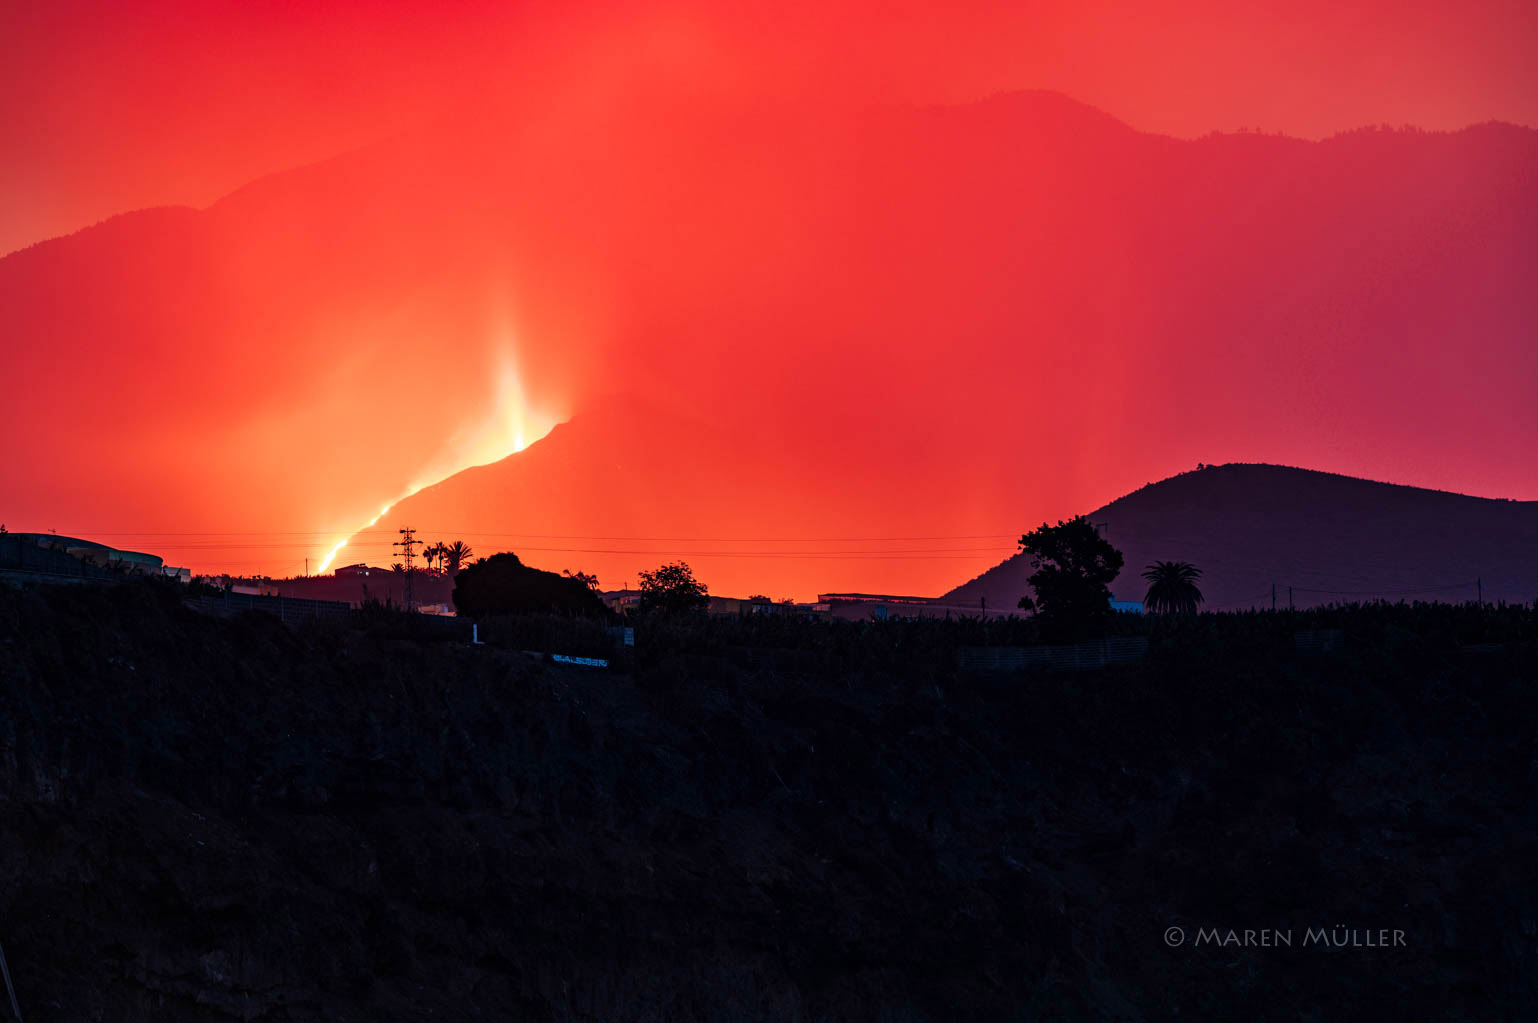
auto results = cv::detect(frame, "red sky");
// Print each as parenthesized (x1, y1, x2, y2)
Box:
(2, 1, 1535, 598)
(6, 0, 1536, 257)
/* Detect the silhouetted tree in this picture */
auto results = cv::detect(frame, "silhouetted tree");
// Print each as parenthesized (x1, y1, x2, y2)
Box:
(452, 552, 608, 618)
(443, 540, 473, 575)
(423, 542, 447, 576)
(564, 569, 601, 592)
(638, 561, 709, 616)
(1016, 517, 1124, 640)
(1141, 561, 1204, 615)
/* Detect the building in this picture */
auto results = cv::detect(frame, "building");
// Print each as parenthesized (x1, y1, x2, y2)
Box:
(710, 595, 830, 620)
(600, 589, 643, 615)
(709, 595, 777, 616)
(818, 592, 938, 622)
(231, 581, 282, 597)
(601, 589, 829, 621)
(6, 532, 189, 581)
(817, 592, 935, 606)
(333, 563, 379, 578)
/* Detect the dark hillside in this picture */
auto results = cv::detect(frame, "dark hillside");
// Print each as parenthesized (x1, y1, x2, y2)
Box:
(945, 463, 1538, 611)
(268, 570, 455, 608)
(1, 581, 1535, 1019)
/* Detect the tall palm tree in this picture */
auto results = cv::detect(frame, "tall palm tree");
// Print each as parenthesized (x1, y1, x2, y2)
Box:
(1142, 561, 1204, 615)
(443, 540, 473, 575)
(423, 542, 447, 576)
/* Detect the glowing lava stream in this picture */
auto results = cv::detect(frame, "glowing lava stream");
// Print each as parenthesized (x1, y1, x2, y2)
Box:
(315, 347, 552, 575)
(316, 503, 395, 574)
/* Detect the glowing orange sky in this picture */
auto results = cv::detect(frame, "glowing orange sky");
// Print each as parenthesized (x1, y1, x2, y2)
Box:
(2, 1, 1535, 599)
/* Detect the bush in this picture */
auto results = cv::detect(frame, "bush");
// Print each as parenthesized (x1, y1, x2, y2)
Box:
(452, 553, 609, 619)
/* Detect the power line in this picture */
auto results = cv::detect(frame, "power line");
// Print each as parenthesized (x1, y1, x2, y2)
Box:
(40, 529, 1528, 602)
(72, 529, 1022, 543)
(1291, 581, 1476, 596)
(358, 531, 1022, 542)
(128, 542, 1017, 556)
(1206, 590, 1277, 610)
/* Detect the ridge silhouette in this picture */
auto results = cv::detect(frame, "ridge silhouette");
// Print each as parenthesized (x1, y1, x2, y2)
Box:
(943, 464, 1538, 611)
(3, 92, 1535, 589)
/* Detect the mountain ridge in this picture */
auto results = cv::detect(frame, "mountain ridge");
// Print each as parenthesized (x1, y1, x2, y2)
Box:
(941, 463, 1538, 611)
(4, 89, 1536, 587)
(10, 89, 1538, 262)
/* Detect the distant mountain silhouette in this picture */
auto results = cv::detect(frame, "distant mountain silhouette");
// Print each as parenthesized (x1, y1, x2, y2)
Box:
(942, 464, 1538, 611)
(3, 91, 1536, 589)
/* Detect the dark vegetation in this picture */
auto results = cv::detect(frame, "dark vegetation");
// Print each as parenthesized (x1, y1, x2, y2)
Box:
(637, 560, 710, 617)
(450, 552, 608, 618)
(418, 539, 473, 577)
(1142, 560, 1205, 615)
(472, 611, 618, 660)
(1015, 517, 1124, 640)
(947, 463, 1538, 612)
(1, 579, 1536, 1020)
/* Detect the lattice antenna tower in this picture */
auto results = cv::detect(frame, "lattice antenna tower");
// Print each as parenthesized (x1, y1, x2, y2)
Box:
(394, 526, 420, 610)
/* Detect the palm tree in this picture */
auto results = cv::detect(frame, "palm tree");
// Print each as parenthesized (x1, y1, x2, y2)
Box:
(1141, 561, 1204, 615)
(564, 568, 599, 591)
(423, 542, 447, 576)
(443, 540, 473, 575)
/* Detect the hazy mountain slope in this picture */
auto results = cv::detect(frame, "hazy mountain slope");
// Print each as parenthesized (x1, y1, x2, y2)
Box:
(367, 395, 854, 596)
(942, 463, 1538, 610)
(3, 92, 1535, 589)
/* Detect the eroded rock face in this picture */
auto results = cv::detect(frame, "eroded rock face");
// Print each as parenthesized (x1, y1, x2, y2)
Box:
(0, 582, 1534, 1020)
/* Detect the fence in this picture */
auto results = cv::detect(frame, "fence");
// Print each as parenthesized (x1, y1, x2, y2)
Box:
(184, 591, 354, 623)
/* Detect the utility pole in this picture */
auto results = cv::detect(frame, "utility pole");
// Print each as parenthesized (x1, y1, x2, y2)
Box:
(1477, 577, 1482, 606)
(394, 527, 420, 611)
(1288, 586, 1294, 611)
(1271, 582, 1276, 611)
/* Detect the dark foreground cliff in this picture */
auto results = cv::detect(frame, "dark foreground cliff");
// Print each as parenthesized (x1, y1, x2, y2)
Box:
(1, 582, 1535, 1020)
